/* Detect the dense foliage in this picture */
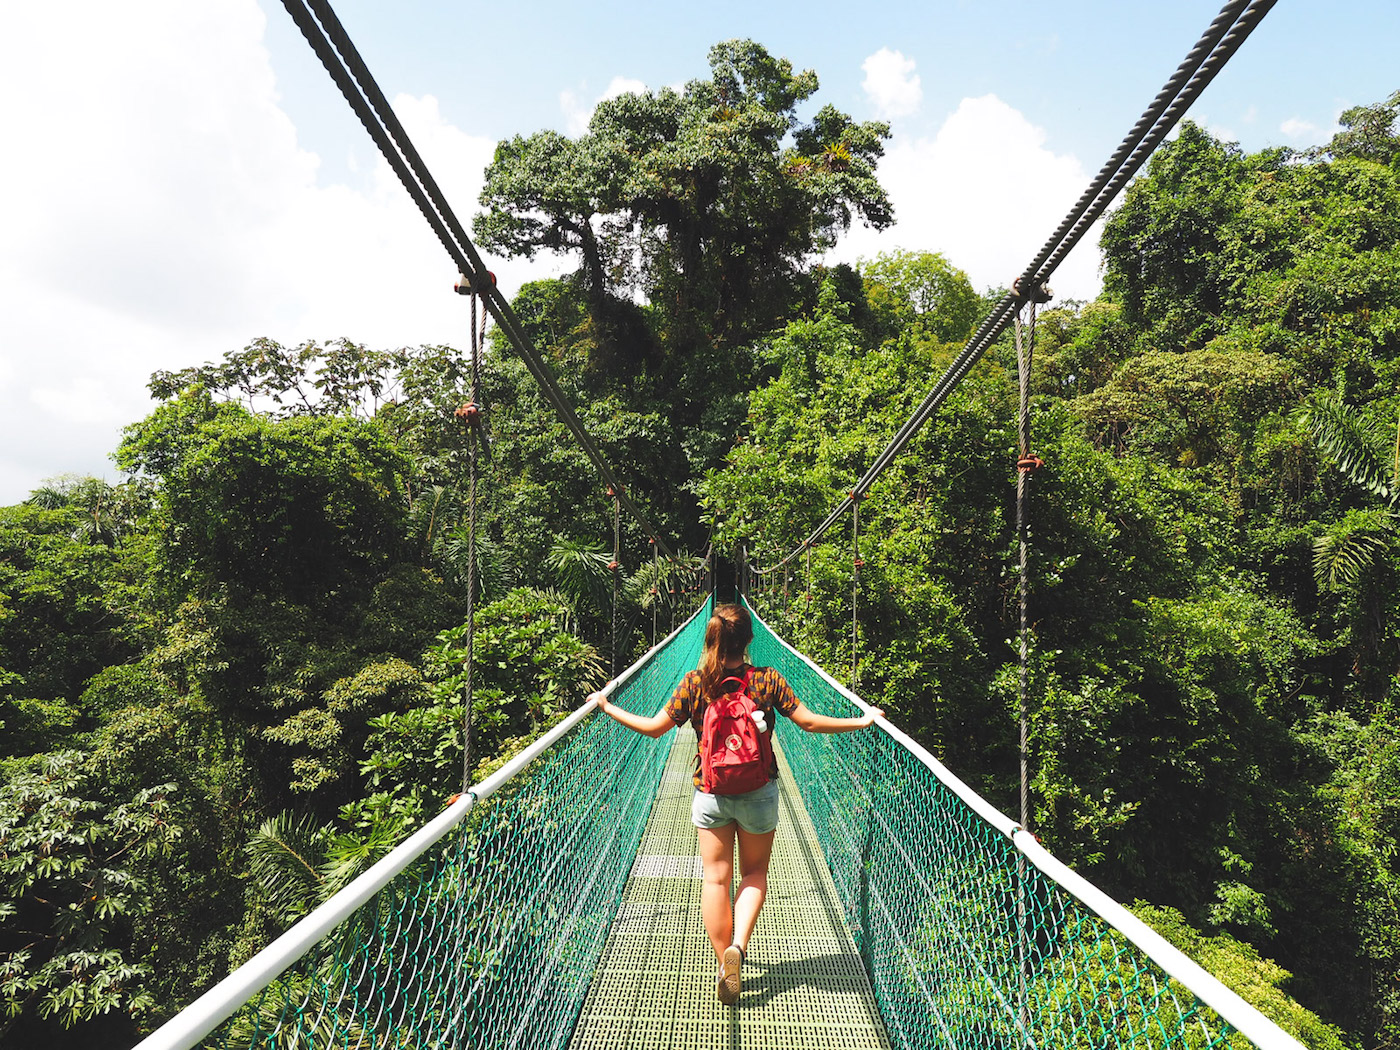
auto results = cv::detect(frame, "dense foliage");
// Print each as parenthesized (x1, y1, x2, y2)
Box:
(0, 50, 1395, 1048)
(713, 100, 1400, 1047)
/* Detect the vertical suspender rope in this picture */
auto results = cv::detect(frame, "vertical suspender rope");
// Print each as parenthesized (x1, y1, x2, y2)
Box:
(852, 496, 863, 688)
(651, 540, 659, 647)
(805, 545, 812, 620)
(1013, 282, 1046, 1047)
(609, 489, 621, 678)
(456, 285, 487, 792)
(1012, 279, 1047, 833)
(1017, 306, 1031, 834)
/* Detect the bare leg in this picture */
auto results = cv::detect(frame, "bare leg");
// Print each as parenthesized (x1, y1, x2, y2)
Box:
(732, 826, 776, 953)
(697, 825, 737, 965)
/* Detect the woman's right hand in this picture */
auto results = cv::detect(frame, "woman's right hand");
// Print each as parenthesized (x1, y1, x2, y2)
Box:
(588, 691, 609, 714)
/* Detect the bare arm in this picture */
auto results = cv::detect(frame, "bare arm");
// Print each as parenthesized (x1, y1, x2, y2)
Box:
(589, 692, 676, 738)
(789, 701, 883, 734)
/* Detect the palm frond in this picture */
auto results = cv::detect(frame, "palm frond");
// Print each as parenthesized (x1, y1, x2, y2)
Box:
(623, 557, 669, 608)
(530, 585, 582, 635)
(25, 485, 70, 509)
(407, 484, 454, 551)
(1300, 396, 1396, 504)
(1312, 527, 1394, 590)
(246, 811, 328, 925)
(441, 528, 515, 601)
(546, 537, 614, 613)
(623, 551, 707, 609)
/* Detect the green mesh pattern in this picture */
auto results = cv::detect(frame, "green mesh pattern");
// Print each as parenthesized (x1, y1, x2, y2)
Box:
(747, 608, 1250, 1050)
(201, 599, 711, 1050)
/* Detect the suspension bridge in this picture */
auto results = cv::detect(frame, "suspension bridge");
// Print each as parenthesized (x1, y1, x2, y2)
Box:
(130, 0, 1310, 1046)
(137, 597, 1300, 1050)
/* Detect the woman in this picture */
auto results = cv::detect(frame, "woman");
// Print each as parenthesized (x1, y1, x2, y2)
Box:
(588, 603, 880, 1005)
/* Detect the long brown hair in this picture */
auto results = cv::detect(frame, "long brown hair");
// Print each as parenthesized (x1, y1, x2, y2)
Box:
(697, 604, 754, 700)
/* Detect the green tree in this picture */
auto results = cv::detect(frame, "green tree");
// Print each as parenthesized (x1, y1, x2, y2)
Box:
(0, 752, 180, 1047)
(0, 496, 149, 762)
(861, 249, 981, 345)
(116, 389, 458, 809)
(476, 39, 892, 361)
(1302, 394, 1399, 589)
(1315, 88, 1400, 166)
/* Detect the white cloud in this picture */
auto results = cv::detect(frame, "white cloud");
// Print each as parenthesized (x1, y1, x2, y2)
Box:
(0, 0, 555, 504)
(1200, 119, 1238, 144)
(830, 94, 1102, 304)
(561, 76, 648, 137)
(862, 48, 922, 120)
(1281, 117, 1319, 139)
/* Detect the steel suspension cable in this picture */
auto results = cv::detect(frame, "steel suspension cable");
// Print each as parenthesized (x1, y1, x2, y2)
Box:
(280, 0, 677, 560)
(754, 0, 1276, 575)
(1010, 0, 1256, 291)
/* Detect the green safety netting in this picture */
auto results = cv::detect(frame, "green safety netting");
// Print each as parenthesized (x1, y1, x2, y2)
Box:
(192, 599, 710, 1050)
(747, 602, 1248, 1050)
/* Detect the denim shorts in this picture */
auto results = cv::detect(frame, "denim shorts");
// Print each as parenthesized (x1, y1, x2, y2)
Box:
(690, 780, 780, 834)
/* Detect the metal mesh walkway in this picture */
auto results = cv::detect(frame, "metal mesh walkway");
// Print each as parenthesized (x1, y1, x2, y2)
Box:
(568, 728, 892, 1050)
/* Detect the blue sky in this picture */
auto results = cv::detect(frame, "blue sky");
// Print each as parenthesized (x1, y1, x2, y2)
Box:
(1, 0, 1397, 503)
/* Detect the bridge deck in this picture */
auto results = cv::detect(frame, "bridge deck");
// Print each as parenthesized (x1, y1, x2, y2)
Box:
(568, 728, 891, 1050)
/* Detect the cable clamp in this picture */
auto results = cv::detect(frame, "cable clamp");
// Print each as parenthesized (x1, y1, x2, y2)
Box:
(1012, 277, 1053, 304)
(454, 270, 497, 296)
(1017, 455, 1045, 473)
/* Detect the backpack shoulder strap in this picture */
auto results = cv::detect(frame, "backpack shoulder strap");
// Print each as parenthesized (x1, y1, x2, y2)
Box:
(716, 667, 752, 694)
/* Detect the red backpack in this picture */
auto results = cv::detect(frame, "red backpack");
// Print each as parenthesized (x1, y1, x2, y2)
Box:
(699, 670, 774, 795)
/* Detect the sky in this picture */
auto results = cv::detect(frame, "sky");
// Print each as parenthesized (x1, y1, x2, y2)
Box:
(1, 0, 1397, 505)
